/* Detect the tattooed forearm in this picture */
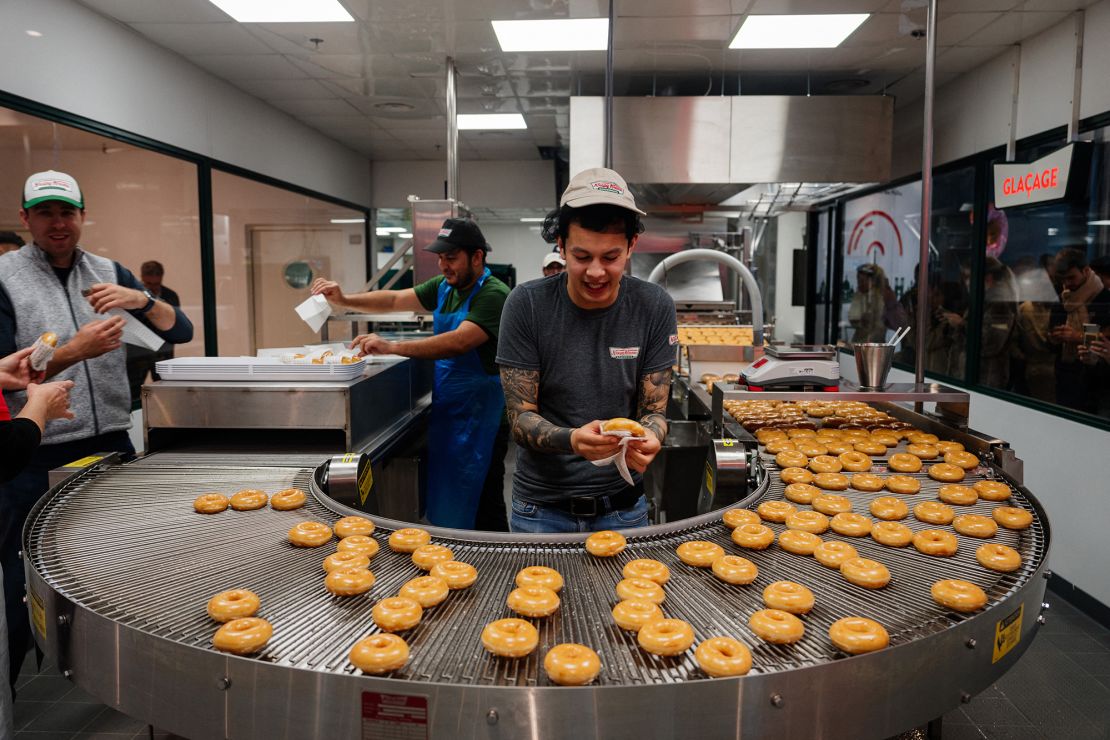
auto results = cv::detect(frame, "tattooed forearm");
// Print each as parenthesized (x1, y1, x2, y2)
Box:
(637, 368, 672, 442)
(500, 366, 574, 453)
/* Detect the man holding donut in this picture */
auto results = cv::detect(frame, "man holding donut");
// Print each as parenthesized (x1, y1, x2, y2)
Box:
(497, 167, 677, 533)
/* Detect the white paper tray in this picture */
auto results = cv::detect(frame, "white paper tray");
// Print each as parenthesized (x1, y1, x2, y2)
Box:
(155, 356, 367, 382)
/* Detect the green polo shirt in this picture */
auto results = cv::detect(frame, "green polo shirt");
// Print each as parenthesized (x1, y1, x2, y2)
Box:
(413, 274, 510, 375)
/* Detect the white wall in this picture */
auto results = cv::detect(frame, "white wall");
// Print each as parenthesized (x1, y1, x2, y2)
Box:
(839, 354, 1110, 608)
(371, 161, 556, 210)
(892, 0, 1110, 177)
(1, 0, 370, 206)
(774, 212, 807, 343)
(478, 222, 552, 285)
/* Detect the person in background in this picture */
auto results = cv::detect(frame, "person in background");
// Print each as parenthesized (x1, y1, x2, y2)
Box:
(1049, 247, 1110, 412)
(0, 233, 23, 257)
(311, 219, 509, 532)
(979, 257, 1019, 389)
(848, 263, 905, 343)
(0, 170, 193, 691)
(1078, 319, 1110, 418)
(1013, 259, 1061, 403)
(541, 251, 565, 277)
(125, 260, 183, 403)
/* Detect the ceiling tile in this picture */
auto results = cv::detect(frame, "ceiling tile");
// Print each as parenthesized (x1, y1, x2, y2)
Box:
(616, 0, 735, 16)
(957, 10, 1069, 44)
(128, 22, 272, 56)
(79, 0, 231, 23)
(229, 78, 339, 100)
(614, 16, 735, 44)
(189, 54, 309, 80)
(250, 22, 369, 55)
(749, 0, 891, 12)
(267, 98, 365, 118)
(935, 12, 1002, 45)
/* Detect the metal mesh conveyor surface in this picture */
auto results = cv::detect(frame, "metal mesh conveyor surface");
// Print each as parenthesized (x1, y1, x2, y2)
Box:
(26, 444, 1046, 689)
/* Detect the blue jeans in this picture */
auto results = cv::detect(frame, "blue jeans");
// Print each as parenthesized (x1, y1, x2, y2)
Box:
(510, 494, 649, 533)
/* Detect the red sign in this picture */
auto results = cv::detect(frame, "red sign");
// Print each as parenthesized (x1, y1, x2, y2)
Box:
(993, 144, 1074, 208)
(1000, 167, 1059, 199)
(362, 692, 428, 740)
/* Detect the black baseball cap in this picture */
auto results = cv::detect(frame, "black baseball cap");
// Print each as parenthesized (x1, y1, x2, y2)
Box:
(424, 218, 491, 254)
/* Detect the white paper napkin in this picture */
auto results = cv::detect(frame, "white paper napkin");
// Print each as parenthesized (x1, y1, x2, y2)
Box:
(108, 308, 165, 350)
(589, 434, 647, 486)
(294, 294, 332, 333)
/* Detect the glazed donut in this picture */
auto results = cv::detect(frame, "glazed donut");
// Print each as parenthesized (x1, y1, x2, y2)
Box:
(786, 428, 817, 438)
(807, 455, 843, 473)
(824, 441, 856, 455)
(976, 543, 1022, 572)
(906, 443, 939, 459)
(337, 535, 380, 559)
(334, 516, 375, 538)
(762, 581, 815, 614)
(885, 475, 921, 494)
(757, 500, 796, 523)
(325, 567, 376, 596)
(974, 480, 1012, 502)
(711, 555, 759, 585)
(481, 618, 539, 658)
(622, 560, 669, 585)
(230, 489, 268, 511)
(586, 530, 627, 556)
(388, 528, 431, 553)
(993, 506, 1033, 530)
(612, 599, 665, 631)
(784, 483, 821, 505)
(731, 523, 775, 550)
(722, 508, 761, 529)
(323, 551, 371, 572)
(411, 544, 454, 571)
(907, 431, 940, 445)
(775, 450, 809, 469)
(935, 440, 965, 454)
(764, 439, 797, 455)
(853, 440, 887, 456)
(828, 617, 889, 655)
(871, 521, 914, 547)
(814, 472, 850, 491)
(838, 451, 872, 472)
(507, 586, 560, 617)
(288, 521, 333, 547)
(928, 463, 966, 483)
(913, 529, 959, 557)
(676, 540, 725, 567)
(780, 467, 815, 485)
(840, 557, 891, 588)
(830, 512, 873, 537)
(914, 501, 955, 525)
(870, 496, 909, 520)
(756, 428, 787, 443)
(372, 597, 423, 632)
(870, 433, 899, 448)
(887, 453, 923, 473)
(814, 540, 858, 568)
(778, 529, 822, 556)
(616, 577, 665, 604)
(938, 485, 978, 506)
(637, 618, 695, 656)
(785, 510, 829, 534)
(812, 493, 852, 515)
(194, 493, 229, 514)
(944, 450, 980, 470)
(430, 561, 479, 590)
(206, 589, 260, 622)
(213, 617, 272, 655)
(851, 473, 885, 492)
(544, 644, 602, 686)
(931, 579, 987, 612)
(695, 637, 752, 677)
(748, 609, 805, 644)
(602, 417, 646, 436)
(349, 633, 408, 674)
(399, 576, 450, 608)
(794, 441, 829, 457)
(953, 514, 998, 538)
(270, 488, 307, 511)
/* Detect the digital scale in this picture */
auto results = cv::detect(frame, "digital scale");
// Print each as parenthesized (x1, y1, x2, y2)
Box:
(741, 344, 841, 390)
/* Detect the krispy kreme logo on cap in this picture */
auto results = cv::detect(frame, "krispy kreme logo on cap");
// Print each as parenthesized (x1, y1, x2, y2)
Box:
(609, 346, 640, 359)
(31, 178, 75, 193)
(437, 228, 452, 237)
(590, 180, 624, 195)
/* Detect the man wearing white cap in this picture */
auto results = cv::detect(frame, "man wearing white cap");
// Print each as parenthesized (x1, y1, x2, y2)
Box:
(0, 170, 193, 690)
(541, 251, 565, 277)
(497, 168, 677, 533)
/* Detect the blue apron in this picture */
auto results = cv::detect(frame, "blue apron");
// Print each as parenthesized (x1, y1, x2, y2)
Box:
(425, 268, 505, 529)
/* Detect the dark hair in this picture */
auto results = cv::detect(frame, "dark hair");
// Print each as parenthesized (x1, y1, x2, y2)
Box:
(141, 260, 165, 276)
(542, 204, 644, 246)
(0, 231, 24, 247)
(1054, 247, 1088, 274)
(1090, 255, 1110, 278)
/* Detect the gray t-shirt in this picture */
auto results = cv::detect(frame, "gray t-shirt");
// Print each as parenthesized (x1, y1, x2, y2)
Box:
(496, 273, 678, 503)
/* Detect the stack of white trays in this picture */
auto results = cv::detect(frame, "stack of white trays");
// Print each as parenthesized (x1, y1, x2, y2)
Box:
(154, 356, 367, 382)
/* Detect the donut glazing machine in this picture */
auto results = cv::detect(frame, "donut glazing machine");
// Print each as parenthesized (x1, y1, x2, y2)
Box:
(22, 383, 1049, 740)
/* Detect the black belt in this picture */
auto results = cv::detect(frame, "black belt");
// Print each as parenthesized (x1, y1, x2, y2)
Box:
(542, 485, 643, 518)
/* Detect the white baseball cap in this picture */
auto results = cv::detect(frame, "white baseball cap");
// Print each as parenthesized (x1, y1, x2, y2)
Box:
(23, 170, 84, 209)
(559, 167, 645, 215)
(542, 252, 566, 268)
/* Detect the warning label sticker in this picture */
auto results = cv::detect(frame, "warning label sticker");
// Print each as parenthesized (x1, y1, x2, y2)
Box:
(992, 603, 1024, 663)
(30, 591, 46, 640)
(357, 462, 374, 506)
(362, 692, 428, 740)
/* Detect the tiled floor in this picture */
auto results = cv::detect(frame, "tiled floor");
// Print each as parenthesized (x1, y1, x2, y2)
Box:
(9, 592, 1109, 739)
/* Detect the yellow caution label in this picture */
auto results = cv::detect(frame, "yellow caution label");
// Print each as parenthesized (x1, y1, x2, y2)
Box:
(64, 455, 103, 468)
(341, 453, 357, 464)
(357, 462, 374, 506)
(722, 439, 736, 447)
(992, 603, 1023, 663)
(30, 591, 46, 640)
(704, 461, 715, 496)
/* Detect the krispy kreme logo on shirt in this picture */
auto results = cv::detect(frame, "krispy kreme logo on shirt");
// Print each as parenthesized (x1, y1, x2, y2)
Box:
(668, 334, 679, 345)
(591, 180, 624, 195)
(609, 346, 640, 359)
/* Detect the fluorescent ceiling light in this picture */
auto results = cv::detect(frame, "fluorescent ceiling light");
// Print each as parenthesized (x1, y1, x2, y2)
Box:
(330, 218, 364, 224)
(398, 233, 414, 239)
(381, 226, 408, 233)
(520, 217, 546, 222)
(457, 114, 527, 130)
(1088, 220, 1110, 226)
(206, 0, 353, 23)
(492, 19, 609, 52)
(25, 30, 43, 37)
(730, 14, 869, 49)
(375, 228, 392, 236)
